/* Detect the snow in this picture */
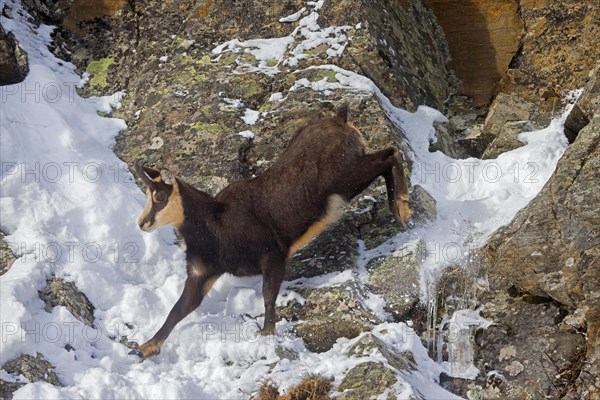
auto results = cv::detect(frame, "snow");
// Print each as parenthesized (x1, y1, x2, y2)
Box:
(241, 108, 260, 125)
(268, 92, 284, 102)
(0, 0, 574, 398)
(237, 130, 255, 140)
(279, 7, 306, 23)
(212, 0, 351, 74)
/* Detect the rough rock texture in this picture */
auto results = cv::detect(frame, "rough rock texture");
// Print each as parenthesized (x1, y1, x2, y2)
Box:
(486, 113, 599, 308)
(2, 353, 62, 387)
(348, 333, 416, 371)
(480, 93, 534, 159)
(357, 0, 453, 111)
(39, 277, 95, 327)
(283, 284, 380, 353)
(337, 361, 397, 399)
(0, 231, 17, 276)
(511, 0, 599, 95)
(0, 379, 26, 400)
(0, 24, 29, 85)
(442, 288, 587, 399)
(485, 110, 600, 397)
(407, 185, 437, 223)
(499, 0, 600, 126)
(366, 240, 423, 320)
(426, 0, 523, 107)
(428, 0, 599, 155)
(564, 62, 600, 143)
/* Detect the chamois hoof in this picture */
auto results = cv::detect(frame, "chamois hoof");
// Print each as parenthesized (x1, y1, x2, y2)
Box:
(128, 348, 145, 362)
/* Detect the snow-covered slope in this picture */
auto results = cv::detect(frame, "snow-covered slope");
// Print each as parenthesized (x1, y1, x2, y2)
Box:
(0, 0, 571, 398)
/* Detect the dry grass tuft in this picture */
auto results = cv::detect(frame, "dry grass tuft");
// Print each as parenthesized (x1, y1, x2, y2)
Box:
(254, 374, 333, 400)
(255, 380, 280, 400)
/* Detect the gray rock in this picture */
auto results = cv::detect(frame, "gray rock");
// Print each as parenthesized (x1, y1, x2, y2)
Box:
(480, 93, 535, 159)
(286, 214, 359, 281)
(348, 333, 416, 371)
(337, 361, 397, 400)
(564, 61, 600, 143)
(2, 353, 61, 387)
(441, 289, 586, 400)
(408, 185, 437, 223)
(291, 284, 380, 353)
(0, 379, 26, 400)
(0, 25, 29, 85)
(366, 240, 424, 320)
(349, 0, 453, 111)
(0, 231, 17, 276)
(485, 112, 600, 397)
(39, 277, 95, 327)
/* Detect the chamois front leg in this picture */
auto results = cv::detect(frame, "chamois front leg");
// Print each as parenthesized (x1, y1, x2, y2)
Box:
(260, 253, 286, 336)
(383, 148, 412, 225)
(341, 148, 411, 225)
(130, 268, 221, 359)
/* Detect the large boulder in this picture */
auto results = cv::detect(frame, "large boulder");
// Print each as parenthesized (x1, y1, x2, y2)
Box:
(0, 25, 29, 85)
(485, 111, 600, 397)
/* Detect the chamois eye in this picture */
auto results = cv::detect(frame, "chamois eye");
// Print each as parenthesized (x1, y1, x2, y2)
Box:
(155, 191, 167, 203)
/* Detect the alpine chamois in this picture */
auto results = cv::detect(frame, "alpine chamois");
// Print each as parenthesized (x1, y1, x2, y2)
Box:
(130, 105, 411, 359)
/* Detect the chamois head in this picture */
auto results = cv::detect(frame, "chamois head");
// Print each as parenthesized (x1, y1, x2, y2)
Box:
(135, 162, 184, 232)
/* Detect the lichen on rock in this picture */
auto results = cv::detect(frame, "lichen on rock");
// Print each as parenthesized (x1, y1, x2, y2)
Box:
(2, 353, 62, 387)
(38, 277, 95, 327)
(337, 361, 398, 400)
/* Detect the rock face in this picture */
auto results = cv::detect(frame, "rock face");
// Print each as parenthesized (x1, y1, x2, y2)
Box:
(358, 0, 453, 111)
(486, 112, 599, 308)
(284, 284, 379, 353)
(442, 288, 587, 399)
(337, 361, 397, 399)
(426, 0, 523, 107)
(499, 0, 600, 126)
(485, 110, 600, 397)
(564, 62, 600, 142)
(0, 25, 29, 85)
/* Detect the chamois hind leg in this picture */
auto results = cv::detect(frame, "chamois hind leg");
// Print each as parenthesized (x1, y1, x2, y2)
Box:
(260, 253, 286, 336)
(343, 148, 411, 225)
(131, 271, 221, 359)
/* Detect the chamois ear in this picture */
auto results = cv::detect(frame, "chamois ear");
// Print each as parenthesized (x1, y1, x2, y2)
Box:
(336, 103, 349, 123)
(160, 169, 175, 186)
(143, 166, 161, 181)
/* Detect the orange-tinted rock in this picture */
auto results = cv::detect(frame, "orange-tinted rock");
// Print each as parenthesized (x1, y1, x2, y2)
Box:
(64, 0, 127, 28)
(426, 0, 523, 107)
